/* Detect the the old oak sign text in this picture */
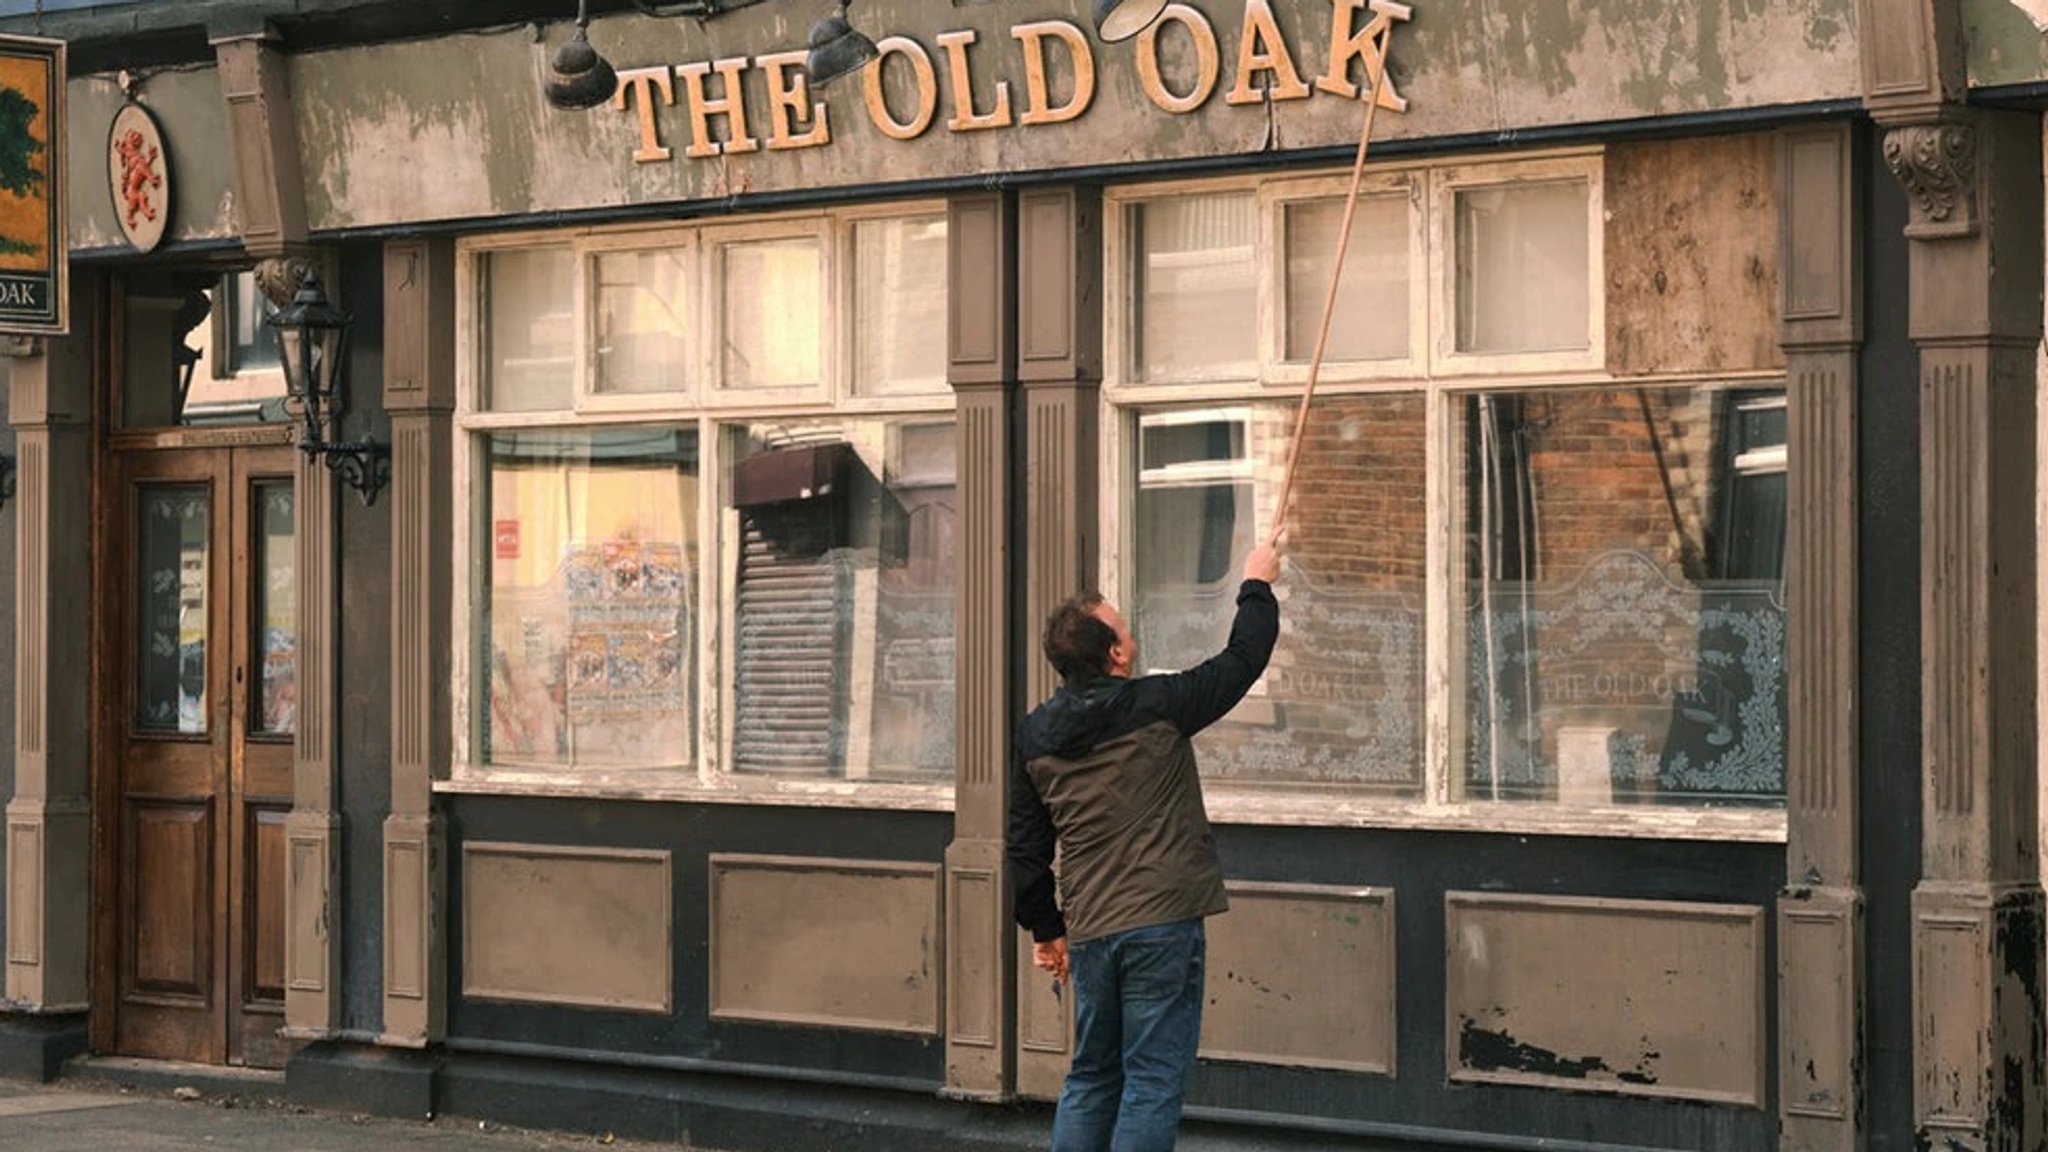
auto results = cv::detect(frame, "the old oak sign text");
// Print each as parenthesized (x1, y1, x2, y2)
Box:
(609, 0, 1410, 165)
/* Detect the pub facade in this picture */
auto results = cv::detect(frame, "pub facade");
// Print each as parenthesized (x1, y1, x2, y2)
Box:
(0, 1, 2038, 1150)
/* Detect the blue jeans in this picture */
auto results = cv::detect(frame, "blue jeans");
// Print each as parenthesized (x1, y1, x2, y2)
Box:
(1051, 918, 1205, 1152)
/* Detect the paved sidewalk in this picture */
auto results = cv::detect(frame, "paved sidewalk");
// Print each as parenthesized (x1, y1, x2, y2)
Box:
(0, 1077, 698, 1152)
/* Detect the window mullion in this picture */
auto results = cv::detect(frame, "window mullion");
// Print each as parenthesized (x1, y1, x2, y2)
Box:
(1424, 382, 1452, 808)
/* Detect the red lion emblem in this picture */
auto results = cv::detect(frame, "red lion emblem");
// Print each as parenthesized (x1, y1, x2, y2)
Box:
(114, 127, 160, 230)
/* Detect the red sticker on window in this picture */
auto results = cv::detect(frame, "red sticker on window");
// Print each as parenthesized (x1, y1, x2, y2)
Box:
(494, 519, 521, 559)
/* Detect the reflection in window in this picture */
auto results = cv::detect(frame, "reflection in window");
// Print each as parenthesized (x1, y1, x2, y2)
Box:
(253, 483, 297, 736)
(1283, 194, 1409, 363)
(1460, 385, 1788, 807)
(726, 419, 956, 780)
(1129, 193, 1258, 383)
(1454, 180, 1591, 355)
(1130, 398, 1426, 793)
(852, 214, 949, 395)
(484, 247, 576, 412)
(225, 270, 281, 373)
(136, 485, 210, 734)
(479, 428, 698, 770)
(719, 237, 823, 391)
(594, 248, 689, 395)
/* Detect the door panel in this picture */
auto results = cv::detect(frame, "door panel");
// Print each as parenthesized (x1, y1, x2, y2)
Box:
(125, 802, 213, 1000)
(228, 456, 295, 1066)
(109, 446, 297, 1068)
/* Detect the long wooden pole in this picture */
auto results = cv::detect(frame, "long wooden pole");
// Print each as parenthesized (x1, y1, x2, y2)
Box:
(1267, 26, 1395, 548)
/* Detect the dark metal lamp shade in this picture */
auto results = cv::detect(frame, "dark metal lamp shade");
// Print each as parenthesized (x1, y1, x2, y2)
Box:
(804, 2, 878, 88)
(545, 25, 620, 110)
(1094, 0, 1171, 42)
(270, 274, 350, 411)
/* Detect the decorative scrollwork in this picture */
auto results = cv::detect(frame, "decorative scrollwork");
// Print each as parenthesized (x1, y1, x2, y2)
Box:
(1882, 122, 1978, 239)
(253, 256, 320, 309)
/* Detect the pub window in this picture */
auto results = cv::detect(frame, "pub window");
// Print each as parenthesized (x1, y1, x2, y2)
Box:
(455, 204, 954, 797)
(1105, 154, 1784, 830)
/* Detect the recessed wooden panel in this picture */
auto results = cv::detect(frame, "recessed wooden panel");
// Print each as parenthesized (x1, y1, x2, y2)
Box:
(1915, 904, 1990, 1128)
(1203, 883, 1396, 1074)
(8, 819, 42, 965)
(1781, 895, 1857, 1120)
(128, 802, 213, 1001)
(287, 826, 330, 994)
(247, 807, 288, 1004)
(462, 843, 672, 1013)
(946, 865, 998, 1048)
(709, 855, 940, 1035)
(1447, 893, 1765, 1105)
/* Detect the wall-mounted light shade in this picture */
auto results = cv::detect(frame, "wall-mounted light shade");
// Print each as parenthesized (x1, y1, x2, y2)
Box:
(545, 24, 620, 110)
(1094, 0, 1171, 42)
(804, 2, 878, 88)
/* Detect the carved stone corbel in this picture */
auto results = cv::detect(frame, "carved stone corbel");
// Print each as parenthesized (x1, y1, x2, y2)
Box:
(1881, 121, 1978, 239)
(253, 255, 319, 310)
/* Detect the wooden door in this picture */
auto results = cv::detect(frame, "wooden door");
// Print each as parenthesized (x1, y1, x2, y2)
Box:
(110, 447, 297, 1067)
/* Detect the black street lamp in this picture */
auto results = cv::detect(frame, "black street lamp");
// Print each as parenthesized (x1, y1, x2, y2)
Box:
(268, 274, 390, 506)
(0, 452, 14, 510)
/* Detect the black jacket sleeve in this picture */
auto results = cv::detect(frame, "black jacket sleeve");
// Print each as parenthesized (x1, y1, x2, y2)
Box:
(1159, 579, 1280, 736)
(1007, 737, 1067, 942)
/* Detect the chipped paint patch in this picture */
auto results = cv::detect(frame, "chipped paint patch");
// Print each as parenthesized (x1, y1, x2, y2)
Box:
(1459, 1014, 1661, 1084)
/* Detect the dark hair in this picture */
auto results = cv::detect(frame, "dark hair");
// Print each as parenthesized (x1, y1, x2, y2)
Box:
(1043, 593, 1116, 683)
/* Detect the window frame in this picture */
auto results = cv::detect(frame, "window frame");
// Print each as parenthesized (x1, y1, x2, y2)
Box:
(1101, 154, 1788, 843)
(449, 205, 959, 810)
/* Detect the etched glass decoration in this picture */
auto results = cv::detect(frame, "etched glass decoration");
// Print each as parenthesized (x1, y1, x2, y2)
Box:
(1460, 385, 1788, 806)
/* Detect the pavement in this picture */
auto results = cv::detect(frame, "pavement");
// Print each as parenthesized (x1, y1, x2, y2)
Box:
(0, 1075, 701, 1152)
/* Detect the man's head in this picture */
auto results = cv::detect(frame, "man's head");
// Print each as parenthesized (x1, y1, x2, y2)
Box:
(1042, 593, 1137, 683)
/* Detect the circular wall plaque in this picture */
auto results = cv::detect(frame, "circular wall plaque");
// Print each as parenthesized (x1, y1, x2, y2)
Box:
(107, 102, 171, 254)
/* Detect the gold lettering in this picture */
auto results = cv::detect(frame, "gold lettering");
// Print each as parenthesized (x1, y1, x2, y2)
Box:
(614, 66, 676, 163)
(1316, 0, 1410, 110)
(677, 57, 761, 160)
(1136, 4, 1220, 114)
(863, 36, 939, 141)
(758, 50, 831, 150)
(1012, 21, 1096, 127)
(937, 30, 1013, 132)
(1227, 0, 1311, 106)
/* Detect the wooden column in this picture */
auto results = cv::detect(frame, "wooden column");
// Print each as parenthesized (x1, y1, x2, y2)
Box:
(274, 257, 344, 1039)
(1014, 187, 1101, 1102)
(215, 34, 309, 258)
(379, 239, 454, 1048)
(1775, 123, 1864, 1152)
(1893, 108, 2045, 1152)
(943, 192, 1017, 1100)
(4, 325, 93, 1013)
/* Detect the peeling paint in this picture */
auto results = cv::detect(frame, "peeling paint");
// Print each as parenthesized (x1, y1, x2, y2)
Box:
(1458, 1015, 1662, 1085)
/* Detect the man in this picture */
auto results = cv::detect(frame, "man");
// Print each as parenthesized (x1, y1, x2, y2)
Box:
(1008, 543, 1282, 1152)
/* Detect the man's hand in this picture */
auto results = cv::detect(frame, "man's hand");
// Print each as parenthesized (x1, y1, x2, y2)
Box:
(1245, 543, 1281, 584)
(1033, 937, 1070, 984)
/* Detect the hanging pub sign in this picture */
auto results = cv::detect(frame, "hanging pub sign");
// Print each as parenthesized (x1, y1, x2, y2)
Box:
(0, 34, 64, 336)
(607, 0, 1409, 167)
(107, 99, 170, 254)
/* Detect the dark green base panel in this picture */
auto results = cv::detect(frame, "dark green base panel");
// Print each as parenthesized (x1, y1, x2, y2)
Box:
(0, 1013, 87, 1083)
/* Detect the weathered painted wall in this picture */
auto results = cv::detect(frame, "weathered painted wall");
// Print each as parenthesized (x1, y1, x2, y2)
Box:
(0, 373, 13, 972)
(65, 66, 238, 252)
(292, 0, 1860, 231)
(1965, 0, 2048, 87)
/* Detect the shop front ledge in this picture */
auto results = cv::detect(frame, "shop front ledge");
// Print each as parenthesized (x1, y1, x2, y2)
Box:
(0, 1013, 86, 1083)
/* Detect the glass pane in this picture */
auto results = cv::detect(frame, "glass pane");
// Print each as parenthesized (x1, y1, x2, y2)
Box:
(485, 247, 575, 412)
(1141, 419, 1247, 472)
(135, 485, 210, 734)
(1130, 396, 1426, 793)
(480, 427, 699, 770)
(1459, 384, 1788, 807)
(720, 237, 822, 391)
(253, 483, 296, 736)
(1131, 193, 1257, 383)
(1284, 194, 1409, 362)
(726, 419, 957, 781)
(230, 271, 281, 372)
(1455, 180, 1590, 355)
(594, 248, 689, 395)
(853, 214, 949, 396)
